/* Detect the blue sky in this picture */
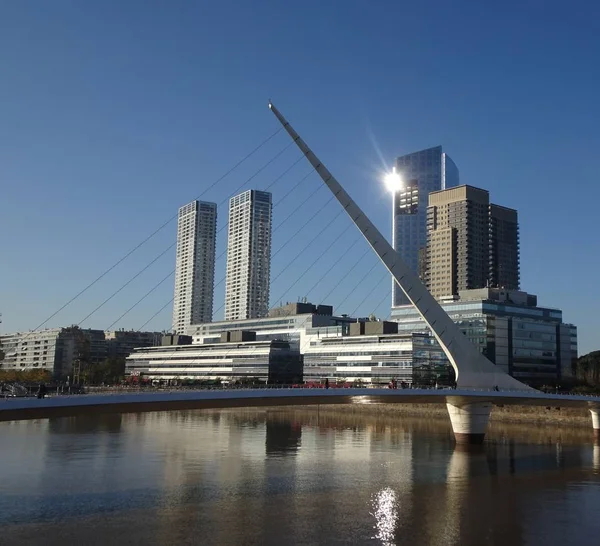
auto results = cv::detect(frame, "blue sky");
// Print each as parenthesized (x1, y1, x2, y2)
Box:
(1, 0, 599, 354)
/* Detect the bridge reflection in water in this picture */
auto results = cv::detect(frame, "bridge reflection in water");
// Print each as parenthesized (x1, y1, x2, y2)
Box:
(1, 408, 599, 546)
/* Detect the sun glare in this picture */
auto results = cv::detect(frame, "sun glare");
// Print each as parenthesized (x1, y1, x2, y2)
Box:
(384, 168, 402, 192)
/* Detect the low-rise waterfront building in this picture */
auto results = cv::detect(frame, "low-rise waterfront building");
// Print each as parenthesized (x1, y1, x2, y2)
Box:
(125, 338, 302, 384)
(0, 332, 24, 369)
(180, 305, 452, 386)
(0, 327, 106, 378)
(1, 327, 162, 379)
(390, 288, 577, 385)
(303, 322, 451, 386)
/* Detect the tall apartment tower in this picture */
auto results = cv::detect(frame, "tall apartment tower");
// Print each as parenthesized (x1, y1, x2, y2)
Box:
(392, 146, 459, 306)
(489, 204, 520, 290)
(425, 185, 519, 301)
(172, 200, 217, 333)
(224, 190, 272, 321)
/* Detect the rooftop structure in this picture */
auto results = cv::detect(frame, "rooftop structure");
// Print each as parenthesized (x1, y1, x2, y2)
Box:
(186, 302, 356, 352)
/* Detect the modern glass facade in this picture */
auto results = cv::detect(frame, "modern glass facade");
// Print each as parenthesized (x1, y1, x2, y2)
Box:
(390, 294, 577, 385)
(125, 340, 302, 384)
(303, 333, 452, 386)
(393, 146, 459, 306)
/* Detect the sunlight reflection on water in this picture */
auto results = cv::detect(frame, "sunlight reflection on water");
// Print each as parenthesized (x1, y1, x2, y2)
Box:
(371, 487, 398, 545)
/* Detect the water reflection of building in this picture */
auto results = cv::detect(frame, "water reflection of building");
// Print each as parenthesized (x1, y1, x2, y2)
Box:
(3, 410, 599, 545)
(47, 414, 123, 435)
(0, 420, 51, 496)
(265, 419, 302, 456)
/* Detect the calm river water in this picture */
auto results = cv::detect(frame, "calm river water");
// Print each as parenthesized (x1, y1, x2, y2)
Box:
(1, 408, 599, 545)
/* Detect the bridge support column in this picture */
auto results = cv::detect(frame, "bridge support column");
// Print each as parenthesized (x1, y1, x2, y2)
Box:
(590, 409, 600, 442)
(446, 402, 492, 445)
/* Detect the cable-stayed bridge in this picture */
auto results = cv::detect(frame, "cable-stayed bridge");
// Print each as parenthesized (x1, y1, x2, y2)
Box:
(8, 102, 599, 445)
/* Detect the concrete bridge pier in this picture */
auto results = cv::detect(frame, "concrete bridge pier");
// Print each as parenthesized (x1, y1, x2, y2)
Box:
(446, 402, 492, 445)
(590, 409, 600, 443)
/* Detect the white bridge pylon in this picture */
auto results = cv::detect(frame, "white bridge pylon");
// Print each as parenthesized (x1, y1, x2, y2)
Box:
(268, 102, 532, 392)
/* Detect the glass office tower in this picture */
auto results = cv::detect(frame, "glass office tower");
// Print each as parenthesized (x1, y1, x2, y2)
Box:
(392, 146, 459, 306)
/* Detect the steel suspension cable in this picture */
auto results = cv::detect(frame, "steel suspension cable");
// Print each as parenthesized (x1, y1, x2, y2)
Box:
(348, 269, 390, 317)
(78, 243, 175, 326)
(269, 221, 355, 303)
(27, 126, 284, 335)
(80, 138, 299, 330)
(118, 163, 318, 332)
(106, 270, 175, 331)
(269, 208, 345, 285)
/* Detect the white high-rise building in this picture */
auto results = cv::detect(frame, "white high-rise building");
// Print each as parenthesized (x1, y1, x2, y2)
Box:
(224, 190, 272, 321)
(172, 200, 217, 333)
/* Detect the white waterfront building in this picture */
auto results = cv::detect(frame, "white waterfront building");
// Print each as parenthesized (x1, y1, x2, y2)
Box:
(126, 340, 302, 384)
(172, 200, 217, 334)
(224, 190, 272, 321)
(303, 332, 449, 386)
(0, 327, 106, 378)
(0, 329, 61, 372)
(126, 305, 451, 386)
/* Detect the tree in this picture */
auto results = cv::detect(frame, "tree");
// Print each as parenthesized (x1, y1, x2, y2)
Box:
(0, 369, 51, 384)
(81, 357, 126, 385)
(574, 351, 600, 387)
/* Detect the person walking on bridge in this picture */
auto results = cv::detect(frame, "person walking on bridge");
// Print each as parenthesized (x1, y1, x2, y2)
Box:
(36, 383, 47, 399)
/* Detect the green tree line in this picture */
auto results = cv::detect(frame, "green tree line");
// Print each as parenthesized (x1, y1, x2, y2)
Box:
(0, 369, 52, 384)
(78, 357, 126, 384)
(0, 357, 126, 385)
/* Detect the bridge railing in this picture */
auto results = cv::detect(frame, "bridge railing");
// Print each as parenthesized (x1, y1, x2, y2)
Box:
(4, 383, 600, 402)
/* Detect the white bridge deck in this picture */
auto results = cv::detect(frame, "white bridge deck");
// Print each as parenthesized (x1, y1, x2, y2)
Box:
(1, 388, 599, 422)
